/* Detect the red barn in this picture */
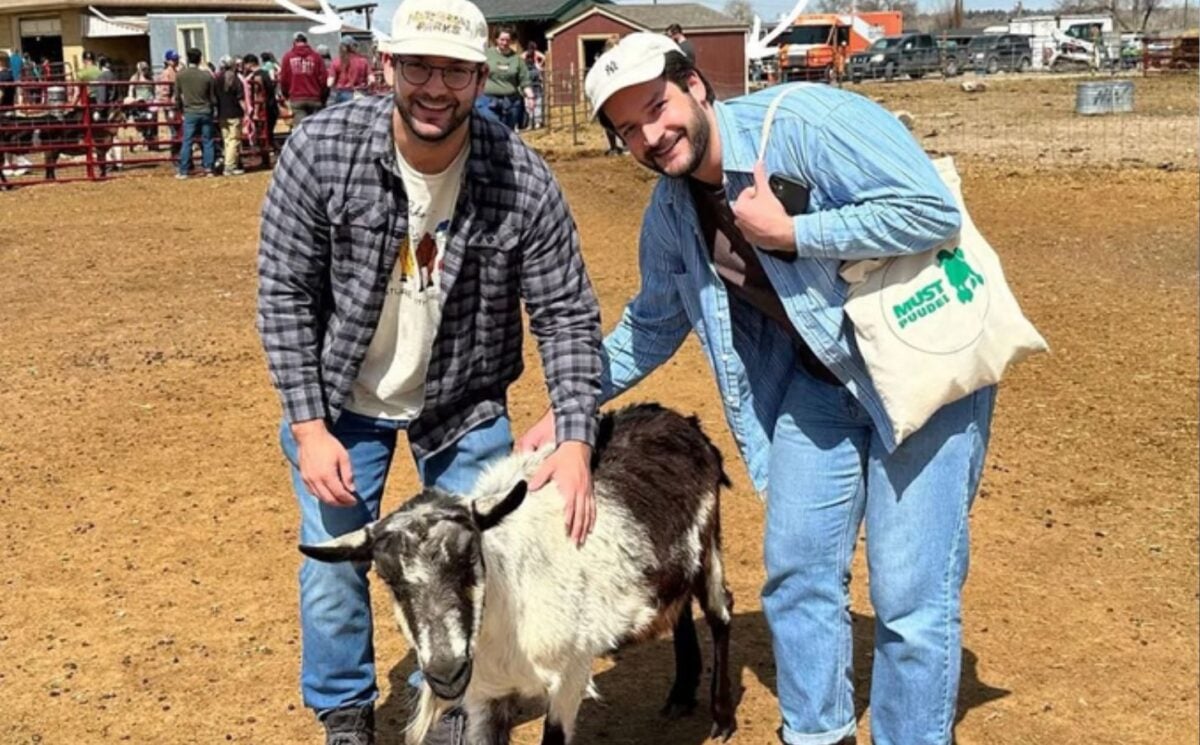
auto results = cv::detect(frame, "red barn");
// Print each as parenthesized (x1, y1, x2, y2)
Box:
(545, 3, 748, 106)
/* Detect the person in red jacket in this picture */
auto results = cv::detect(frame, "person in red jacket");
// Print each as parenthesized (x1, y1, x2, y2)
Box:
(329, 36, 371, 104)
(279, 32, 328, 129)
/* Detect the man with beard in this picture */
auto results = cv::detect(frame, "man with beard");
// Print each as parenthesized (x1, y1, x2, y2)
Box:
(257, 0, 603, 742)
(519, 33, 996, 745)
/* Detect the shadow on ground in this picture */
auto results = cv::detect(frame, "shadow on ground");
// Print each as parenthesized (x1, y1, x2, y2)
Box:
(375, 610, 1008, 744)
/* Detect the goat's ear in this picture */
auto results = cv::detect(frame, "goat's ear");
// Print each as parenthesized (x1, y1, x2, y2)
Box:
(471, 481, 528, 532)
(299, 526, 375, 563)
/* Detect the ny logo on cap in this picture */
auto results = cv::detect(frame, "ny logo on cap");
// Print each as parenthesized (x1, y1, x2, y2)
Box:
(604, 60, 619, 74)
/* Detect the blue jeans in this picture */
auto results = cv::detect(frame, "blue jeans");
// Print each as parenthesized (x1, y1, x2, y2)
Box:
(332, 89, 355, 105)
(756, 325, 994, 745)
(481, 94, 522, 129)
(280, 412, 514, 715)
(178, 112, 214, 175)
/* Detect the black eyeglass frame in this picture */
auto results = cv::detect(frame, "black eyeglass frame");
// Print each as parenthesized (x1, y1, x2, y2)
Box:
(394, 58, 481, 91)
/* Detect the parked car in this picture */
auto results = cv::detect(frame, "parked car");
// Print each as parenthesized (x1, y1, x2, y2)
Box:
(937, 31, 982, 76)
(969, 33, 1033, 74)
(848, 32, 942, 81)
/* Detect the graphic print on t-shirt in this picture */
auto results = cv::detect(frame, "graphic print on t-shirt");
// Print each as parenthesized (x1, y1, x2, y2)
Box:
(397, 218, 450, 292)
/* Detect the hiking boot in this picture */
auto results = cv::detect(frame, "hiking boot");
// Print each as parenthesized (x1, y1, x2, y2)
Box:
(322, 706, 374, 745)
(422, 708, 466, 745)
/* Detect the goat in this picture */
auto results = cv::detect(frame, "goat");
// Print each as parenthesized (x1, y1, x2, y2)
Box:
(0, 106, 120, 182)
(301, 403, 737, 745)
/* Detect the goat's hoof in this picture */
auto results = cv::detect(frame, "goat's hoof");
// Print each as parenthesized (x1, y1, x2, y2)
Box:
(659, 698, 697, 720)
(709, 717, 736, 741)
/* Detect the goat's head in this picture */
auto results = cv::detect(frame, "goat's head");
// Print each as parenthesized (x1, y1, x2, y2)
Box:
(299, 480, 528, 702)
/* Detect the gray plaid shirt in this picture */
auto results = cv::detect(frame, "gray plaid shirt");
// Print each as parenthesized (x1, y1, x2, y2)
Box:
(257, 95, 602, 458)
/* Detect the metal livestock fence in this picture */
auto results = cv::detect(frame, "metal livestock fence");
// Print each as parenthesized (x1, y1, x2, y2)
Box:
(0, 79, 280, 188)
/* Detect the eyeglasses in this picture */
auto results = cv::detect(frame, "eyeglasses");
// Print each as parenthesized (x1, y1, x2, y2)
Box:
(397, 59, 479, 91)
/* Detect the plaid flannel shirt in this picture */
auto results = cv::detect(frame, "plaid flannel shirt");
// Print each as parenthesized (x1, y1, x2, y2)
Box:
(257, 95, 602, 458)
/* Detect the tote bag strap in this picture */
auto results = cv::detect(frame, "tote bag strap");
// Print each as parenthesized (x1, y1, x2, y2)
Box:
(757, 83, 805, 162)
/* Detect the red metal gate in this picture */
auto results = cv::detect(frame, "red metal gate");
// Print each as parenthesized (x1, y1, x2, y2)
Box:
(1, 79, 278, 188)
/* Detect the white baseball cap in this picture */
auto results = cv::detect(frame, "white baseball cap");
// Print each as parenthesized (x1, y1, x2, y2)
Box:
(584, 33, 683, 120)
(378, 0, 488, 63)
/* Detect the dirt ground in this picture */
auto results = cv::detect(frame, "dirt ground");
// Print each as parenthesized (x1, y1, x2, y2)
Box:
(1, 79, 1197, 745)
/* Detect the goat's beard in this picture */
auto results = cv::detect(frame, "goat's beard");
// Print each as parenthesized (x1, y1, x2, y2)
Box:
(406, 683, 456, 745)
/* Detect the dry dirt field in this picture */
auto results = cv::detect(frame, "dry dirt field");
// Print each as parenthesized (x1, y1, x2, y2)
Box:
(1, 75, 1197, 745)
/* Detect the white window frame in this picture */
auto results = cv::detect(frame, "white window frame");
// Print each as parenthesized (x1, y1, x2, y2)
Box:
(176, 24, 210, 64)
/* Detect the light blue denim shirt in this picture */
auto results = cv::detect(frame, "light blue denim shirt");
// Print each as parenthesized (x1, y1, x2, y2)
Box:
(598, 83, 962, 492)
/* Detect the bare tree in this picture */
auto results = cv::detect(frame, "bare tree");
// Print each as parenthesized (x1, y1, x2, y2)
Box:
(723, 0, 756, 23)
(813, 0, 851, 12)
(1136, 0, 1160, 31)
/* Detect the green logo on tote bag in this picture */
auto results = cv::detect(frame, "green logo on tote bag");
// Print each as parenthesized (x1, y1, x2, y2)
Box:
(937, 247, 985, 304)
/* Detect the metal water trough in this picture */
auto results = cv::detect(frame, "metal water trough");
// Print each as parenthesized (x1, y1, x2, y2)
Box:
(1075, 80, 1135, 115)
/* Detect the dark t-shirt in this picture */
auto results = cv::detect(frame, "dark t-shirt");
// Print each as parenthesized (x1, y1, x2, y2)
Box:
(0, 70, 15, 109)
(688, 178, 840, 385)
(215, 73, 244, 119)
(254, 69, 278, 111)
(678, 38, 697, 65)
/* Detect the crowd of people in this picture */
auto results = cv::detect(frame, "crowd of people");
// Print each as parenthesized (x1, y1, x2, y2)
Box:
(2, 21, 619, 179)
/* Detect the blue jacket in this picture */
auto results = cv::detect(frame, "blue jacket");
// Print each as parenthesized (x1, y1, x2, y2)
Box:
(598, 84, 962, 491)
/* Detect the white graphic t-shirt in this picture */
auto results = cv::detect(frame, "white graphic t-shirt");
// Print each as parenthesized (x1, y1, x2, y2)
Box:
(345, 143, 469, 420)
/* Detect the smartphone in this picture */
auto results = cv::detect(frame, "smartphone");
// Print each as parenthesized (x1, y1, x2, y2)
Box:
(761, 173, 810, 260)
(768, 172, 811, 216)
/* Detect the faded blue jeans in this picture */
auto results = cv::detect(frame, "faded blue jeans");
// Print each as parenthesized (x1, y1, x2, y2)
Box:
(280, 412, 514, 715)
(760, 332, 994, 745)
(178, 112, 214, 175)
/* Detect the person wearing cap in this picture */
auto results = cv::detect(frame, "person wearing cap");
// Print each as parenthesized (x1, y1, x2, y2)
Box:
(215, 55, 245, 175)
(519, 32, 995, 745)
(330, 35, 372, 104)
(317, 44, 333, 67)
(74, 50, 100, 105)
(480, 26, 533, 129)
(257, 0, 602, 742)
(279, 32, 328, 128)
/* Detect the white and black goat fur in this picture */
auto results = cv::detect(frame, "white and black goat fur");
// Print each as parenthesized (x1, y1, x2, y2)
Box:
(300, 403, 736, 745)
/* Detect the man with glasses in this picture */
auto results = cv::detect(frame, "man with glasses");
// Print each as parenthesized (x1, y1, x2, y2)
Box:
(257, 0, 603, 742)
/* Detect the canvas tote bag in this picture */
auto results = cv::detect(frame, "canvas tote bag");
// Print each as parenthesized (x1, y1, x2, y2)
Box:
(758, 88, 1048, 445)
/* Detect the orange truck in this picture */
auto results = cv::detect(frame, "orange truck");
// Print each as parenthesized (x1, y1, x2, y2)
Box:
(774, 11, 903, 81)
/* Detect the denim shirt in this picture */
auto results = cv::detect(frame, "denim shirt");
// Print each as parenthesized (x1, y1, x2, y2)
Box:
(598, 84, 962, 492)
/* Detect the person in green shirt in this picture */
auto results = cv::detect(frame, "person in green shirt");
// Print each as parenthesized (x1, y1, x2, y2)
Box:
(74, 50, 101, 105)
(480, 26, 532, 129)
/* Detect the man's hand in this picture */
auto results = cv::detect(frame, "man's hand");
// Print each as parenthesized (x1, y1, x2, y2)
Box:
(516, 407, 556, 454)
(529, 440, 595, 547)
(291, 419, 357, 508)
(732, 161, 797, 251)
